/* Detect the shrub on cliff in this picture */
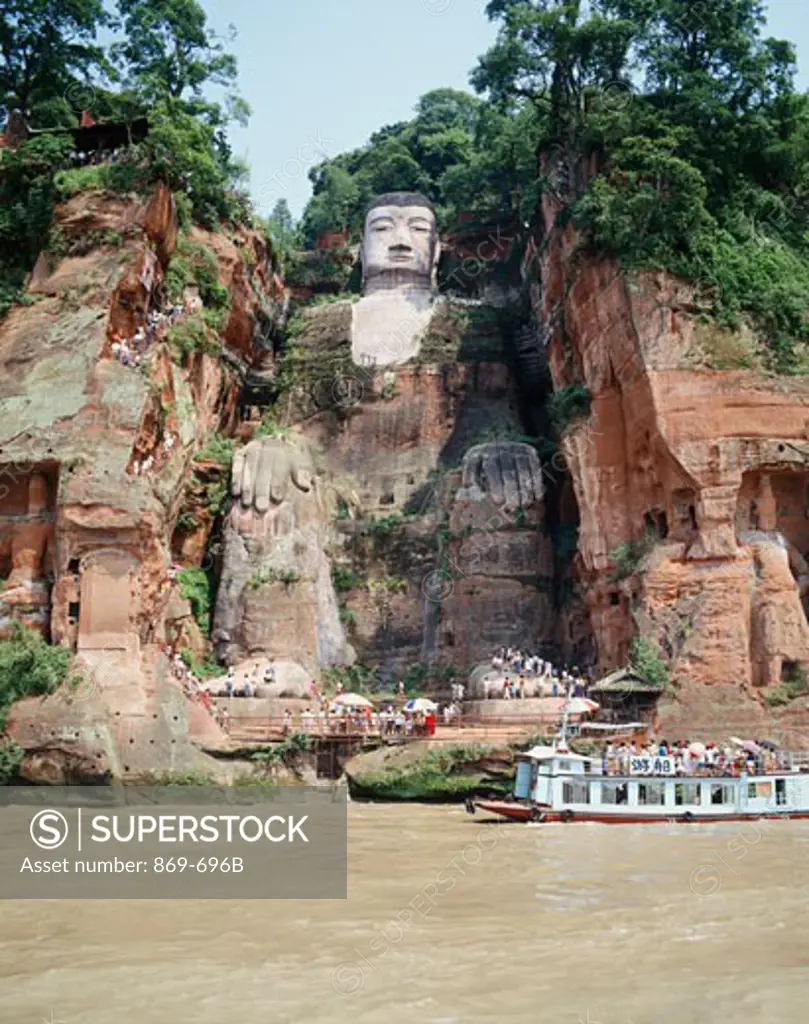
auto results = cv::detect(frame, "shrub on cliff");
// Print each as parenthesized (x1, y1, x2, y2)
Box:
(764, 667, 809, 707)
(194, 434, 233, 466)
(166, 241, 231, 310)
(0, 624, 72, 730)
(0, 741, 23, 784)
(346, 744, 509, 801)
(177, 567, 212, 633)
(548, 383, 592, 433)
(166, 313, 222, 362)
(630, 636, 668, 691)
(608, 534, 653, 582)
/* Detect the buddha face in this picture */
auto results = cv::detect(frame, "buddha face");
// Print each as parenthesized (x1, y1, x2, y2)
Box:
(361, 197, 438, 293)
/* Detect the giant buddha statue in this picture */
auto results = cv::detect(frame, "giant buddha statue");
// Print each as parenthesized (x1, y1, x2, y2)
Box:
(352, 191, 439, 366)
(212, 435, 354, 675)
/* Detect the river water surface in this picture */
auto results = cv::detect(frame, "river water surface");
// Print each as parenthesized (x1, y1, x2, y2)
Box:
(1, 803, 808, 1023)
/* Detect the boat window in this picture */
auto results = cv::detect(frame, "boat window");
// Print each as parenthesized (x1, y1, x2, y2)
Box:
(748, 781, 772, 799)
(775, 778, 787, 806)
(601, 781, 628, 805)
(514, 761, 533, 800)
(558, 760, 572, 772)
(637, 782, 665, 806)
(675, 783, 701, 806)
(710, 783, 736, 806)
(562, 780, 590, 804)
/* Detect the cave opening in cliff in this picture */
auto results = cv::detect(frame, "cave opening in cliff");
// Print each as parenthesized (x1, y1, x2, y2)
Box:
(644, 510, 668, 541)
(670, 489, 697, 541)
(737, 470, 809, 555)
(781, 660, 798, 682)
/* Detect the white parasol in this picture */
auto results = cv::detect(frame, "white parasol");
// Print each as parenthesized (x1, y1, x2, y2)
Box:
(331, 692, 373, 709)
(404, 698, 438, 713)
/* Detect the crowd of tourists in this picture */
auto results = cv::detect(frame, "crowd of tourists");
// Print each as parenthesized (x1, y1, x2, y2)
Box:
(68, 147, 127, 167)
(222, 661, 280, 697)
(163, 644, 233, 733)
(111, 302, 195, 372)
(131, 430, 177, 477)
(603, 739, 783, 777)
(276, 703, 448, 738)
(490, 646, 591, 699)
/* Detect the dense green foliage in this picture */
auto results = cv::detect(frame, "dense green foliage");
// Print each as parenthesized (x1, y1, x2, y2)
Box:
(0, 0, 250, 318)
(630, 635, 669, 689)
(0, 740, 24, 784)
(475, 0, 809, 371)
(0, 134, 72, 313)
(177, 566, 212, 632)
(166, 312, 223, 361)
(0, 624, 72, 731)
(194, 433, 234, 465)
(299, 88, 540, 244)
(179, 647, 221, 681)
(347, 745, 510, 801)
(0, 0, 110, 126)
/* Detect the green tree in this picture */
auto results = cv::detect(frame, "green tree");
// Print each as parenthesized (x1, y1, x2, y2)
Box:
(266, 198, 297, 250)
(299, 86, 532, 240)
(0, 133, 72, 314)
(112, 0, 250, 225)
(300, 165, 361, 245)
(472, 0, 636, 144)
(113, 0, 247, 121)
(475, 0, 809, 373)
(439, 103, 542, 219)
(0, 0, 109, 125)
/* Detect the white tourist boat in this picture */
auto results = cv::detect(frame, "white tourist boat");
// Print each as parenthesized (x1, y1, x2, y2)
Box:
(470, 744, 809, 824)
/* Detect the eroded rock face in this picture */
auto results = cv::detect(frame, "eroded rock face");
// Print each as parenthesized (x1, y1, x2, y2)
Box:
(433, 442, 554, 666)
(0, 186, 276, 776)
(212, 435, 353, 673)
(535, 172, 809, 710)
(0, 470, 55, 637)
(284, 297, 554, 679)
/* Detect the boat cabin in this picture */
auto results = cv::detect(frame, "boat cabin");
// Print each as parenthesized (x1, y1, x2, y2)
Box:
(513, 746, 809, 820)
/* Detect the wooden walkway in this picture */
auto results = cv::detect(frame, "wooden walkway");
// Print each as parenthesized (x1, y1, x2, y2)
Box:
(223, 717, 541, 747)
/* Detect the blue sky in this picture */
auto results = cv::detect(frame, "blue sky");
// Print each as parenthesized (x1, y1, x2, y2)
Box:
(202, 0, 809, 220)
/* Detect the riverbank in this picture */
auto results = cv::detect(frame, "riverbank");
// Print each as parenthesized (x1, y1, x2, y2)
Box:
(343, 739, 517, 801)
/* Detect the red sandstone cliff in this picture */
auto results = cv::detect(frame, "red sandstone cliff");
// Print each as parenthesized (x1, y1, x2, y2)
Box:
(534, 174, 809, 734)
(0, 185, 278, 779)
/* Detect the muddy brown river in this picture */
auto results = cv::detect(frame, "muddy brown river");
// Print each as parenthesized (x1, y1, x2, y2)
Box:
(1, 803, 807, 1023)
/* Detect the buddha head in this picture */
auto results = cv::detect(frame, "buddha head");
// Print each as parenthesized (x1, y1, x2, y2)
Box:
(360, 192, 439, 295)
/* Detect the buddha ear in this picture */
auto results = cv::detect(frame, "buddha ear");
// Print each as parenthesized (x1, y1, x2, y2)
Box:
(431, 239, 441, 290)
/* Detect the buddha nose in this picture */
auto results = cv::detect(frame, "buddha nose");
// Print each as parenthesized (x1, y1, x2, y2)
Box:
(389, 224, 412, 250)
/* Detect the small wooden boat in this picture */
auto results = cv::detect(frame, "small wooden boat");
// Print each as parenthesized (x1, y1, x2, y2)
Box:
(468, 745, 809, 824)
